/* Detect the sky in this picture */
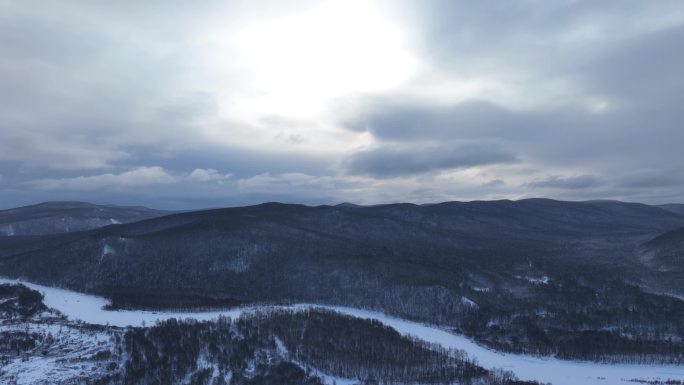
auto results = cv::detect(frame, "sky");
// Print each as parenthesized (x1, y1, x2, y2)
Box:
(1, 0, 683, 209)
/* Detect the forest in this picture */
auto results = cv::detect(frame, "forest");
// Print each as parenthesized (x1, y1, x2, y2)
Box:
(2, 200, 684, 364)
(112, 309, 529, 385)
(1, 284, 545, 385)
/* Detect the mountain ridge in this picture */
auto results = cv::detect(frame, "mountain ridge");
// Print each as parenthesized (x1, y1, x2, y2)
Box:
(0, 201, 173, 236)
(2, 198, 684, 359)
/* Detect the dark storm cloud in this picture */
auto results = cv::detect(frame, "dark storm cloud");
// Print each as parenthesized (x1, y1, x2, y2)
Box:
(0, 0, 225, 173)
(482, 179, 505, 188)
(344, 16, 684, 192)
(129, 143, 332, 180)
(580, 24, 684, 106)
(526, 175, 601, 190)
(345, 142, 516, 178)
(615, 169, 684, 189)
(413, 0, 684, 74)
(347, 101, 530, 141)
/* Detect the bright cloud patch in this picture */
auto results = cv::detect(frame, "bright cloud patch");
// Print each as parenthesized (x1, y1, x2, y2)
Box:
(30, 167, 232, 191)
(0, 1, 683, 208)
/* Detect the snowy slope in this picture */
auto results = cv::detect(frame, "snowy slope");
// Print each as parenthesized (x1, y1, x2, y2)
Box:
(0, 317, 117, 384)
(3, 277, 684, 385)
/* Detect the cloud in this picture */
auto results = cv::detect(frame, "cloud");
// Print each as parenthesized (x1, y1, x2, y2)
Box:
(482, 179, 505, 187)
(346, 100, 526, 141)
(237, 173, 336, 191)
(30, 167, 179, 191)
(344, 142, 517, 177)
(526, 175, 602, 190)
(0, 129, 129, 170)
(615, 169, 684, 189)
(580, 23, 684, 107)
(28, 167, 235, 191)
(186, 168, 231, 183)
(1, 1, 684, 207)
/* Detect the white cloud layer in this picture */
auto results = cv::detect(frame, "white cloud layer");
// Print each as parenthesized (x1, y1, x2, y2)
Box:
(1, 0, 683, 208)
(30, 167, 231, 191)
(30, 167, 179, 191)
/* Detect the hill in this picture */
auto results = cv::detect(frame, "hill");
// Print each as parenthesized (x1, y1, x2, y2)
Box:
(1, 199, 684, 360)
(641, 226, 684, 274)
(659, 203, 684, 216)
(0, 201, 172, 236)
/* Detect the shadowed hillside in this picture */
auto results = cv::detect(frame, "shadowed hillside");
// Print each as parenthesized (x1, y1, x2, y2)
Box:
(1, 199, 684, 361)
(0, 201, 172, 236)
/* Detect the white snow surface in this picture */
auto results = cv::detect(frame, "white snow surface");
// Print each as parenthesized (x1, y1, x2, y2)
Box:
(517, 275, 550, 284)
(101, 244, 114, 259)
(0, 321, 115, 384)
(2, 277, 684, 385)
(460, 296, 478, 308)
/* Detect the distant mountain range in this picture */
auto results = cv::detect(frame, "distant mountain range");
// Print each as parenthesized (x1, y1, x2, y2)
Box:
(658, 203, 684, 216)
(1, 198, 683, 360)
(0, 201, 172, 236)
(641, 226, 684, 274)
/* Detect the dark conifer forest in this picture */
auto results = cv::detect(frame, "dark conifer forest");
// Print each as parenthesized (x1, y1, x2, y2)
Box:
(0, 284, 545, 385)
(2, 200, 684, 363)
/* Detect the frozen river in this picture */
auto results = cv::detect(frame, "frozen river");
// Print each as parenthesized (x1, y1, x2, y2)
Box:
(2, 277, 683, 385)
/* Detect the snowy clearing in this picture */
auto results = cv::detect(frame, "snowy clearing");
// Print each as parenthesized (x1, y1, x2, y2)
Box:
(0, 320, 116, 384)
(2, 277, 683, 385)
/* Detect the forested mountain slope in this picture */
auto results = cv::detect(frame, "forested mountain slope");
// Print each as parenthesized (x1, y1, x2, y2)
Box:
(641, 227, 684, 273)
(659, 204, 684, 216)
(0, 201, 171, 236)
(1, 199, 684, 360)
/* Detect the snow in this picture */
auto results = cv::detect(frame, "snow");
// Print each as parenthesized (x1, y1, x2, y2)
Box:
(196, 355, 221, 384)
(311, 306, 684, 385)
(306, 366, 358, 385)
(2, 277, 684, 385)
(1, 224, 15, 236)
(460, 296, 478, 308)
(274, 336, 357, 385)
(0, 321, 115, 384)
(515, 275, 550, 284)
(0, 277, 246, 327)
(273, 336, 288, 355)
(101, 244, 114, 259)
(527, 276, 549, 284)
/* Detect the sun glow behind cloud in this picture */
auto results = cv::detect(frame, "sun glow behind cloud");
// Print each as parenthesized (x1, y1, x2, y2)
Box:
(191, 1, 420, 154)
(231, 2, 419, 116)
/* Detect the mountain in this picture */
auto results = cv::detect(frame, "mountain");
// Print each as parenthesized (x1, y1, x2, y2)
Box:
(1, 198, 684, 360)
(659, 203, 684, 216)
(641, 226, 684, 273)
(0, 201, 172, 236)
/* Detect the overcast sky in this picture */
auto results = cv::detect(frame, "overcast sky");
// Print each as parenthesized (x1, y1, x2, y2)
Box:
(1, 0, 683, 209)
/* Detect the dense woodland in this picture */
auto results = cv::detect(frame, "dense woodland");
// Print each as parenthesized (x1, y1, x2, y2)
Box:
(458, 279, 684, 364)
(2, 200, 684, 364)
(98, 272, 684, 363)
(0, 284, 48, 365)
(0, 283, 46, 319)
(1, 284, 544, 385)
(106, 290, 244, 311)
(114, 310, 502, 385)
